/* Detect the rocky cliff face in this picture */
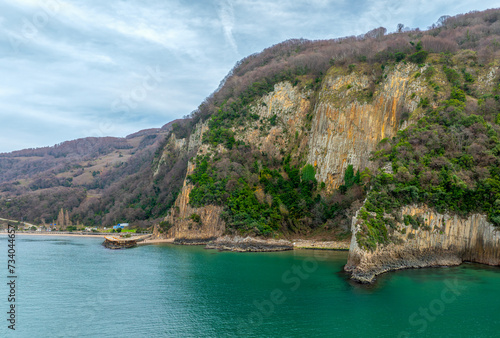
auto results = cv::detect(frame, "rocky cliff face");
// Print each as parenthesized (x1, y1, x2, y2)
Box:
(244, 81, 311, 159)
(164, 82, 313, 242)
(307, 63, 422, 191)
(161, 64, 425, 241)
(166, 167, 226, 243)
(161, 60, 499, 249)
(345, 205, 500, 283)
(162, 121, 226, 243)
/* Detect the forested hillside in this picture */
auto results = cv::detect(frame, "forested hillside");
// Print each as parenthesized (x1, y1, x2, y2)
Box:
(0, 120, 190, 227)
(165, 8, 500, 240)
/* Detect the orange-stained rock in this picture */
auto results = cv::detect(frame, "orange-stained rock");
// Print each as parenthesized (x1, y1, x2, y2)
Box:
(307, 63, 420, 192)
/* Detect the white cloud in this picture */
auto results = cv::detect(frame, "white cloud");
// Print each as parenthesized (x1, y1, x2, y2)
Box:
(218, 0, 239, 54)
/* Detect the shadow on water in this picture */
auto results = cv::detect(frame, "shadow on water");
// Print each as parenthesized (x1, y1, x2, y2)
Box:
(15, 237, 86, 246)
(51, 241, 85, 246)
(19, 238, 66, 242)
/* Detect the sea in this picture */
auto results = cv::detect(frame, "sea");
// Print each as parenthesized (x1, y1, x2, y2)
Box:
(0, 235, 499, 337)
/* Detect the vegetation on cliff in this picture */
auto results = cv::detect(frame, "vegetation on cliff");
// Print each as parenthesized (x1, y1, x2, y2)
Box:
(356, 54, 500, 250)
(187, 145, 364, 235)
(185, 9, 500, 239)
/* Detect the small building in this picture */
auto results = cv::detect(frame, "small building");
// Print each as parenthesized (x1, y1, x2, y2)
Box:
(113, 223, 129, 229)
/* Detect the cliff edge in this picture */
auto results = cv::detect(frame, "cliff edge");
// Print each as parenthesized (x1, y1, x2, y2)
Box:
(345, 205, 500, 283)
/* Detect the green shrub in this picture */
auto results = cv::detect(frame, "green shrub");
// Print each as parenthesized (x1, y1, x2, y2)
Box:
(419, 97, 430, 108)
(451, 87, 466, 102)
(443, 66, 461, 86)
(158, 221, 172, 233)
(424, 66, 436, 79)
(190, 214, 201, 223)
(462, 70, 474, 83)
(269, 114, 278, 126)
(408, 50, 429, 64)
(395, 52, 406, 62)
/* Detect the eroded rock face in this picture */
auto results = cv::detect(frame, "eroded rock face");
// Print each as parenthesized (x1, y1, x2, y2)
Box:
(166, 159, 226, 243)
(164, 83, 311, 242)
(160, 66, 417, 240)
(160, 64, 449, 242)
(244, 81, 311, 159)
(345, 205, 500, 283)
(307, 64, 421, 192)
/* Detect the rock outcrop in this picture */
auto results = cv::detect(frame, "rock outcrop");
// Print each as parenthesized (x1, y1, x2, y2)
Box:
(307, 63, 422, 191)
(165, 82, 312, 242)
(205, 236, 293, 252)
(345, 205, 500, 283)
(163, 65, 416, 241)
(166, 162, 226, 244)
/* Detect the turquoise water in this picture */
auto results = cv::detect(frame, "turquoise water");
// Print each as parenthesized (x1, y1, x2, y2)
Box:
(1, 235, 499, 337)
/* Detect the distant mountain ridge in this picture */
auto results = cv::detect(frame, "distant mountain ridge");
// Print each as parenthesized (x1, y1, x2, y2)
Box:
(0, 118, 193, 227)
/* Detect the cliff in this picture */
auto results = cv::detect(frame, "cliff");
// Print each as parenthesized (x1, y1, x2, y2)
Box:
(164, 82, 312, 242)
(162, 54, 500, 245)
(166, 178, 226, 243)
(345, 205, 500, 283)
(162, 65, 413, 241)
(162, 122, 226, 243)
(307, 63, 421, 191)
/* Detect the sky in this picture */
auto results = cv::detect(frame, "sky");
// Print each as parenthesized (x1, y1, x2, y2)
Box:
(0, 0, 498, 153)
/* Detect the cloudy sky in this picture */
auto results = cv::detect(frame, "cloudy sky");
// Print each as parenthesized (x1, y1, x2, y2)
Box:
(0, 0, 498, 152)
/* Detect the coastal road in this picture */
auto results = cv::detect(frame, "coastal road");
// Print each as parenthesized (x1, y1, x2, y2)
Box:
(0, 217, 38, 228)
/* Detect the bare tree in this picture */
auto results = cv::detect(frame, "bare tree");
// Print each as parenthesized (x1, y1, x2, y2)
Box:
(438, 15, 451, 27)
(365, 27, 387, 39)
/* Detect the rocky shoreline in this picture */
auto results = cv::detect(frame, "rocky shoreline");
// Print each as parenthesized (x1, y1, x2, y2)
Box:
(205, 236, 294, 252)
(173, 237, 218, 246)
(345, 205, 500, 284)
(344, 247, 464, 283)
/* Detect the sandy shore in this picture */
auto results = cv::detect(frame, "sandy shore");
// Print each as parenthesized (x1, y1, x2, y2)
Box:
(137, 238, 174, 245)
(292, 239, 350, 250)
(1, 232, 108, 238)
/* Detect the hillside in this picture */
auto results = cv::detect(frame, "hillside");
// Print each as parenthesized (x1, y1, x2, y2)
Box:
(162, 8, 500, 241)
(0, 119, 190, 226)
(1, 7, 500, 273)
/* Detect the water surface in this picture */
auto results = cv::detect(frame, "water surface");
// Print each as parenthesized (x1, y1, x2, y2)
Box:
(1, 235, 499, 337)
